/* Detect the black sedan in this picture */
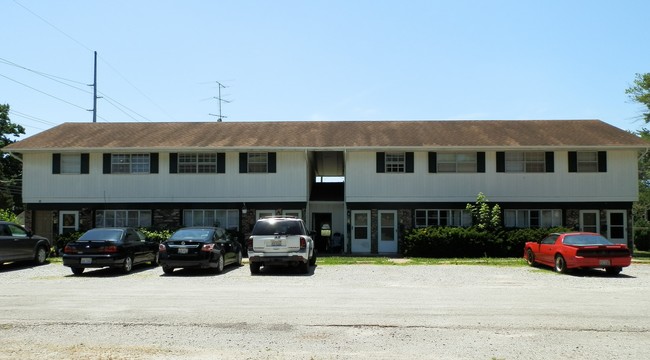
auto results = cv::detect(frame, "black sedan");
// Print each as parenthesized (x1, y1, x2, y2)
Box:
(159, 227, 243, 274)
(62, 227, 159, 275)
(0, 221, 51, 266)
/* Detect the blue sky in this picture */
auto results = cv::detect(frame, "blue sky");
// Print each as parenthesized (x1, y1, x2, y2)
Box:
(2, 0, 649, 138)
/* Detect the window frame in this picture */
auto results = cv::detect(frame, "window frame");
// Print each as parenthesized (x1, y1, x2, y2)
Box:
(414, 209, 473, 228)
(437, 152, 478, 173)
(111, 154, 151, 174)
(183, 209, 240, 230)
(504, 209, 562, 228)
(504, 151, 545, 173)
(178, 153, 218, 174)
(96, 210, 152, 228)
(385, 152, 406, 173)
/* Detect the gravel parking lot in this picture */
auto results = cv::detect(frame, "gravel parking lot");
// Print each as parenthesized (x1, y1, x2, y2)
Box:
(1, 261, 649, 359)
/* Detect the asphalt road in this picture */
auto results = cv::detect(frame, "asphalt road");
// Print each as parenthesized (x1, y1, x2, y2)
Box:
(1, 261, 649, 359)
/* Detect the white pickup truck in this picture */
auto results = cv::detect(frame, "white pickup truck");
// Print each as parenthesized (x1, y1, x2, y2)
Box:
(247, 217, 317, 274)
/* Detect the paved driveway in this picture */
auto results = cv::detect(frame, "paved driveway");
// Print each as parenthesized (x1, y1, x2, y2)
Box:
(1, 262, 649, 359)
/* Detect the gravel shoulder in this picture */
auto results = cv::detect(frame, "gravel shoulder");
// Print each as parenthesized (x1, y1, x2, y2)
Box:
(1, 262, 649, 359)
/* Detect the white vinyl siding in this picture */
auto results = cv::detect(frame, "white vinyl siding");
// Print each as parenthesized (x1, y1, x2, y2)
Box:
(504, 209, 561, 228)
(96, 210, 152, 227)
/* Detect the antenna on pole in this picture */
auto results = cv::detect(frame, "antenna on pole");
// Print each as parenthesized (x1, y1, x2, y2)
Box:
(87, 51, 99, 122)
(208, 81, 231, 122)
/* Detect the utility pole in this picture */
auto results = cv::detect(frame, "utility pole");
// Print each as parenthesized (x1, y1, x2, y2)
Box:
(208, 81, 230, 122)
(88, 51, 98, 122)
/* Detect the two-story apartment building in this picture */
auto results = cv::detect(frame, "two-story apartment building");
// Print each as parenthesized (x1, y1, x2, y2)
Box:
(3, 120, 647, 254)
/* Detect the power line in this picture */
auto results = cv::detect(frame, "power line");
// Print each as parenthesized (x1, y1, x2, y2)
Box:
(0, 73, 87, 111)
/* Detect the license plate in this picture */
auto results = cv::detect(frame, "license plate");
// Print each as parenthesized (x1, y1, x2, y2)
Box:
(178, 248, 188, 254)
(599, 260, 611, 266)
(81, 258, 92, 265)
(271, 240, 282, 246)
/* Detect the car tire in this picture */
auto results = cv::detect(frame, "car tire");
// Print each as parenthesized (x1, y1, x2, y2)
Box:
(71, 267, 84, 275)
(309, 251, 317, 266)
(150, 252, 160, 267)
(162, 266, 174, 274)
(215, 254, 224, 274)
(526, 249, 535, 267)
(34, 246, 48, 265)
(236, 250, 243, 266)
(606, 267, 622, 276)
(554, 254, 568, 274)
(121, 256, 134, 274)
(250, 262, 261, 274)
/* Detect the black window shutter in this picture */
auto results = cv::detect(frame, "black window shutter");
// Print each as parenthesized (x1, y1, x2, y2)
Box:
(598, 151, 607, 172)
(405, 152, 414, 173)
(52, 153, 61, 174)
(496, 152, 505, 173)
(477, 152, 485, 173)
(103, 153, 111, 174)
(268, 152, 276, 173)
(568, 151, 577, 172)
(239, 153, 248, 173)
(376, 152, 385, 173)
(169, 153, 178, 174)
(428, 152, 437, 173)
(217, 153, 225, 173)
(545, 152, 554, 173)
(150, 153, 159, 174)
(81, 153, 90, 174)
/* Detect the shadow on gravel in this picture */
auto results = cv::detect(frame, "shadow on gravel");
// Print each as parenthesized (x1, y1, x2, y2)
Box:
(532, 266, 636, 279)
(159, 264, 243, 277)
(62, 263, 157, 278)
(0, 260, 52, 273)
(250, 264, 317, 277)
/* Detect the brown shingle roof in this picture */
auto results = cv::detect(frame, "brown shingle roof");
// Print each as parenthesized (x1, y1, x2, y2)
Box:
(4, 120, 648, 152)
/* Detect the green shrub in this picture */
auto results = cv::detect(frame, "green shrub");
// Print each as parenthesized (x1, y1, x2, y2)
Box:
(0, 209, 18, 223)
(634, 226, 650, 251)
(139, 228, 174, 243)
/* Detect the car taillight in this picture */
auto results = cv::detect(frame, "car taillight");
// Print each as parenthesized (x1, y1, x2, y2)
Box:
(102, 245, 118, 253)
(64, 245, 76, 254)
(247, 236, 254, 250)
(201, 243, 215, 252)
(300, 237, 306, 249)
(158, 244, 166, 252)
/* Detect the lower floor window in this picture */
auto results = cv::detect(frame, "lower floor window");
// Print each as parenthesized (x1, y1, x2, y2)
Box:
(415, 209, 472, 227)
(504, 209, 562, 228)
(183, 209, 239, 230)
(96, 210, 152, 228)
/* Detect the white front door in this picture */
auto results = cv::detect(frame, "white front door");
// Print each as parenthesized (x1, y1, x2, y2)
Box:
(579, 210, 599, 233)
(351, 210, 371, 253)
(59, 211, 79, 235)
(607, 210, 627, 245)
(378, 210, 398, 253)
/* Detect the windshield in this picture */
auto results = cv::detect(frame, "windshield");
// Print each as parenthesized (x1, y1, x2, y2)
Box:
(170, 229, 213, 241)
(252, 220, 302, 235)
(78, 229, 124, 242)
(563, 234, 613, 246)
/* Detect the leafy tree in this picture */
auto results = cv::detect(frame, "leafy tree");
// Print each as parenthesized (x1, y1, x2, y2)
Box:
(466, 192, 501, 231)
(0, 104, 25, 211)
(625, 73, 650, 123)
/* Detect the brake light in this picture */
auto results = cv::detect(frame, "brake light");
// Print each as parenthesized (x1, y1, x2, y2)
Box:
(201, 243, 215, 252)
(102, 245, 118, 253)
(158, 244, 166, 252)
(247, 236, 254, 250)
(300, 237, 306, 249)
(64, 245, 77, 254)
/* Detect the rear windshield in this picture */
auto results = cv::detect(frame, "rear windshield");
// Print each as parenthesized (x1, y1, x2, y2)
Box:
(563, 234, 613, 246)
(252, 220, 303, 236)
(170, 229, 213, 241)
(78, 229, 123, 242)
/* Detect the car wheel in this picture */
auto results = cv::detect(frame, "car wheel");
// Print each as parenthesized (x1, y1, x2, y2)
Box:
(236, 250, 243, 266)
(526, 249, 535, 267)
(215, 254, 224, 273)
(299, 261, 309, 274)
(150, 252, 160, 267)
(162, 265, 174, 274)
(122, 256, 134, 274)
(606, 267, 622, 276)
(71, 267, 84, 275)
(250, 262, 261, 274)
(34, 246, 48, 265)
(309, 251, 317, 266)
(554, 254, 568, 273)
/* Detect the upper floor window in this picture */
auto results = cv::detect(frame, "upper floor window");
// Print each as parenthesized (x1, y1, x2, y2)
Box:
(376, 152, 414, 173)
(414, 209, 472, 227)
(111, 154, 150, 174)
(239, 152, 276, 173)
(96, 210, 152, 228)
(385, 152, 405, 173)
(505, 151, 545, 173)
(504, 209, 562, 228)
(437, 152, 477, 173)
(179, 153, 217, 173)
(53, 153, 89, 174)
(568, 151, 607, 173)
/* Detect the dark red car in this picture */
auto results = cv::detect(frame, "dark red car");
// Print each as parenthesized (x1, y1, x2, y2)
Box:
(524, 232, 632, 275)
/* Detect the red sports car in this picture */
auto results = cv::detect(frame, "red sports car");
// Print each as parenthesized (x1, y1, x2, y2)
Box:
(524, 232, 632, 275)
